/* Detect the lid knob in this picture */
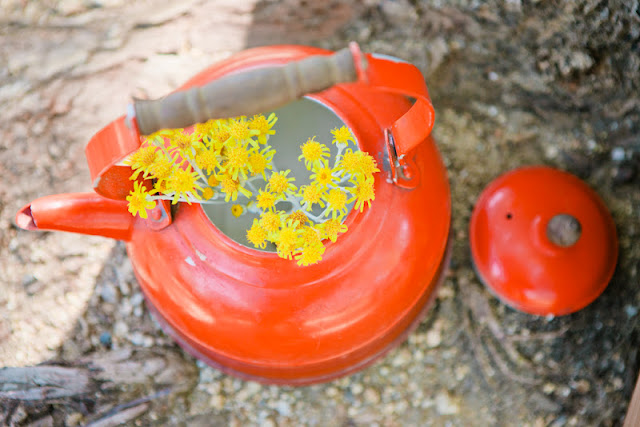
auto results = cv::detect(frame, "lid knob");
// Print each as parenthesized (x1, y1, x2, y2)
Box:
(546, 214, 581, 247)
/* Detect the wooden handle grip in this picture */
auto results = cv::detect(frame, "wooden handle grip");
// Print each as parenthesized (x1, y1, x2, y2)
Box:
(134, 46, 362, 135)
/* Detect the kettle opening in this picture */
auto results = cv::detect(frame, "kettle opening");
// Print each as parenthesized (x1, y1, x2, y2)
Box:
(200, 97, 359, 252)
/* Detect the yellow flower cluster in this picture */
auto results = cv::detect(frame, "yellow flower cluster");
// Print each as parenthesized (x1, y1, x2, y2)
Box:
(124, 115, 379, 267)
(125, 113, 278, 216)
(247, 126, 378, 266)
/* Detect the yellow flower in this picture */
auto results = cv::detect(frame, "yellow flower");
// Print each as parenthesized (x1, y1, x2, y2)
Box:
(256, 189, 277, 211)
(298, 136, 330, 170)
(260, 211, 281, 233)
(247, 219, 268, 249)
(166, 167, 204, 204)
(320, 218, 348, 242)
(231, 204, 244, 217)
(227, 117, 258, 142)
(202, 187, 215, 200)
(222, 141, 252, 180)
(195, 147, 219, 174)
(168, 130, 199, 163)
(357, 152, 380, 180)
(209, 120, 231, 147)
(208, 174, 220, 187)
(299, 225, 322, 247)
(154, 179, 168, 194)
(194, 119, 217, 140)
(267, 170, 297, 198)
(300, 183, 326, 211)
(310, 160, 335, 188)
(331, 125, 355, 146)
(248, 146, 275, 179)
(351, 179, 375, 212)
(338, 149, 360, 176)
(295, 241, 325, 266)
(126, 181, 156, 219)
(287, 211, 308, 229)
(219, 172, 252, 202)
(125, 145, 158, 179)
(324, 188, 348, 218)
(248, 113, 277, 144)
(276, 224, 299, 260)
(338, 150, 379, 180)
(149, 156, 174, 183)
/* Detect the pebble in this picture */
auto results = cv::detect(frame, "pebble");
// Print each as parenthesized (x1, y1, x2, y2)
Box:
(65, 412, 83, 427)
(275, 401, 291, 417)
(99, 283, 118, 303)
(130, 292, 145, 306)
(435, 392, 460, 415)
(570, 379, 591, 394)
(113, 320, 128, 337)
(611, 147, 626, 161)
(351, 382, 364, 395)
(325, 386, 339, 397)
(625, 305, 639, 318)
(425, 328, 442, 348)
(363, 388, 381, 404)
(210, 394, 225, 410)
(99, 331, 112, 347)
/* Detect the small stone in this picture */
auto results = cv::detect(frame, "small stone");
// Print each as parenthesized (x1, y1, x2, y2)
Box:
(210, 394, 225, 410)
(325, 386, 339, 397)
(351, 383, 364, 395)
(425, 328, 442, 348)
(455, 365, 470, 381)
(275, 400, 291, 417)
(543, 383, 556, 394)
(391, 349, 411, 366)
(559, 386, 571, 397)
(65, 412, 83, 427)
(488, 71, 499, 81)
(363, 387, 380, 404)
(435, 392, 459, 415)
(611, 147, 626, 162)
(612, 377, 624, 390)
(100, 283, 118, 303)
(119, 280, 131, 296)
(113, 321, 128, 337)
(99, 331, 112, 347)
(571, 379, 591, 394)
(130, 292, 144, 306)
(626, 305, 639, 318)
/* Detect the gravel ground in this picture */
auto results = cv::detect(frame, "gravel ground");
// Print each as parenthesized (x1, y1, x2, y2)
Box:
(2, 0, 640, 425)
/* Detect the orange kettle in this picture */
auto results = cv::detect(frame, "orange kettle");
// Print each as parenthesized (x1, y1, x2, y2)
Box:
(15, 44, 451, 384)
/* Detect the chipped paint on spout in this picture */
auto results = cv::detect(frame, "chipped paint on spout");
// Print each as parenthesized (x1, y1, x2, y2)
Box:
(185, 256, 196, 266)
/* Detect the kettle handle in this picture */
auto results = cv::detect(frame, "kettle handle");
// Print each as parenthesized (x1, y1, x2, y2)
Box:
(133, 44, 366, 136)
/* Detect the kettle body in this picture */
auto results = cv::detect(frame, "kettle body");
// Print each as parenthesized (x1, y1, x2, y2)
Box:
(16, 45, 451, 385)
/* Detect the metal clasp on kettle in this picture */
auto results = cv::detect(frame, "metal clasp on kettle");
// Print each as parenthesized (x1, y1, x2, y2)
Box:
(385, 129, 420, 189)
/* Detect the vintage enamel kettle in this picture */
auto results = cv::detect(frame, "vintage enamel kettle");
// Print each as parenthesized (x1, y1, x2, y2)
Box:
(15, 43, 451, 385)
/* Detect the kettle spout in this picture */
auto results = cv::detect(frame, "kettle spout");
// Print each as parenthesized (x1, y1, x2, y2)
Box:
(16, 192, 135, 241)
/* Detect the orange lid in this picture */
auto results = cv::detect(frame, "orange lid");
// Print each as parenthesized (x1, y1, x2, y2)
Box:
(470, 166, 618, 316)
